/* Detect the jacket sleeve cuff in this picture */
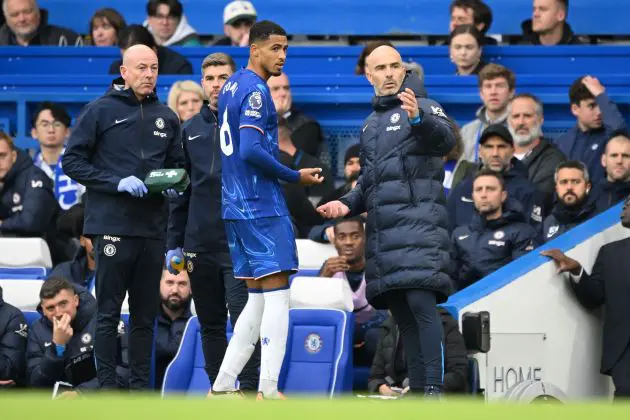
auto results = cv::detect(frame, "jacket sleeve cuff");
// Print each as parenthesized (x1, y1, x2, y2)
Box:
(567, 267, 584, 283)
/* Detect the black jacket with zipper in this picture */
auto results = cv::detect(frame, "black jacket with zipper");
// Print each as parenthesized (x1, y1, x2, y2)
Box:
(63, 78, 185, 239)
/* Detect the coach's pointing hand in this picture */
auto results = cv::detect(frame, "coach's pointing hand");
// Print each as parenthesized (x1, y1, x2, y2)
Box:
(397, 88, 419, 120)
(317, 200, 350, 219)
(299, 168, 324, 186)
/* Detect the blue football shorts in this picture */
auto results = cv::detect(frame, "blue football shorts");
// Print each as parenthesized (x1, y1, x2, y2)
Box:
(225, 215, 299, 280)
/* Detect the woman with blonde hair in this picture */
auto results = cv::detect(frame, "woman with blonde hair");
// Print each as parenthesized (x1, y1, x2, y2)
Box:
(167, 80, 205, 122)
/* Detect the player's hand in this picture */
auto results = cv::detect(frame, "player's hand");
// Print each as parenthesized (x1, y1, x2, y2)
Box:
(397, 88, 419, 120)
(540, 249, 582, 275)
(299, 168, 324, 186)
(320, 256, 350, 277)
(582, 76, 605, 97)
(317, 200, 350, 219)
(165, 248, 185, 274)
(53, 313, 73, 346)
(117, 176, 148, 198)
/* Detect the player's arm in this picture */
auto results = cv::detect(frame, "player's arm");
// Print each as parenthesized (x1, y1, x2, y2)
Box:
(62, 103, 122, 193)
(239, 127, 300, 183)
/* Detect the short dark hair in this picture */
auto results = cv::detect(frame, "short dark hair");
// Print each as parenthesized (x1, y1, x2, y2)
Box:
(31, 102, 71, 128)
(449, 24, 483, 48)
(118, 24, 157, 50)
(201, 52, 236, 73)
(89, 8, 127, 45)
(248, 20, 286, 46)
(478, 63, 516, 91)
(474, 2, 493, 34)
(39, 277, 76, 301)
(333, 217, 365, 234)
(147, 0, 182, 18)
(569, 76, 595, 105)
(473, 168, 506, 191)
(449, 0, 476, 15)
(355, 40, 395, 75)
(554, 160, 589, 184)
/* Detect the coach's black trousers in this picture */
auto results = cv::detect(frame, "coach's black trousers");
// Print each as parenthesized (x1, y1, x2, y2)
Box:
(385, 289, 444, 392)
(185, 251, 260, 390)
(94, 235, 164, 390)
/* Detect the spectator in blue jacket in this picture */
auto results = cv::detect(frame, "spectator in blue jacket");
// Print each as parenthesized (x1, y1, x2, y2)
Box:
(0, 132, 57, 239)
(448, 124, 543, 233)
(553, 76, 627, 186)
(0, 285, 27, 387)
(49, 204, 95, 289)
(543, 161, 597, 242)
(451, 170, 538, 290)
(591, 133, 630, 213)
(27, 278, 99, 390)
(154, 268, 192, 389)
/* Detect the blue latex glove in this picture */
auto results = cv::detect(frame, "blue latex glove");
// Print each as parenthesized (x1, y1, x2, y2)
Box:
(162, 188, 183, 198)
(165, 247, 184, 274)
(117, 176, 148, 197)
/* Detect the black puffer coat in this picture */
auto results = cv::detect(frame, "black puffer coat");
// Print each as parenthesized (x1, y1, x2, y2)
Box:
(339, 72, 456, 307)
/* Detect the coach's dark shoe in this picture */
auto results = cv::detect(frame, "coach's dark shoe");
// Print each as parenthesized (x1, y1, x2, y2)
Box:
(423, 385, 443, 400)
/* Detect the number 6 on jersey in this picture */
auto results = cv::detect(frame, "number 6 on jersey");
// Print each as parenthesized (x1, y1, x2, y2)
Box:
(220, 108, 233, 156)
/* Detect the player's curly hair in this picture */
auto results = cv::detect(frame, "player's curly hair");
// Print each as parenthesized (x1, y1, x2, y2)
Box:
(249, 20, 286, 45)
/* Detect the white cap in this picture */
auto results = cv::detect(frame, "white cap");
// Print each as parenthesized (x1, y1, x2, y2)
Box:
(223, 1, 257, 25)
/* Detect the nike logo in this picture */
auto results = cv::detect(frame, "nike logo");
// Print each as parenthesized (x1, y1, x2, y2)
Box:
(458, 235, 469, 241)
(188, 135, 201, 141)
(362, 125, 368, 133)
(44, 342, 52, 347)
(460, 197, 473, 202)
(115, 118, 128, 124)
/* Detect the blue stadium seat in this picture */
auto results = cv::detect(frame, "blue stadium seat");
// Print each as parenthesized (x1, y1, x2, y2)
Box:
(22, 310, 40, 327)
(279, 308, 353, 397)
(0, 267, 48, 279)
(161, 316, 211, 396)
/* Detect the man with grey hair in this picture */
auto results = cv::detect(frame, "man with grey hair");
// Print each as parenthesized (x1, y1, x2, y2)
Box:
(0, 0, 81, 46)
(166, 52, 260, 391)
(508, 93, 565, 208)
(542, 160, 596, 242)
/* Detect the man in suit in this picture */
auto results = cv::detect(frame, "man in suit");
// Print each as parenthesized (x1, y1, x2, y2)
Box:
(541, 197, 630, 399)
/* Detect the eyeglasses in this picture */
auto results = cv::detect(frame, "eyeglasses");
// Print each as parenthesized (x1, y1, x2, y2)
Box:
(37, 120, 66, 130)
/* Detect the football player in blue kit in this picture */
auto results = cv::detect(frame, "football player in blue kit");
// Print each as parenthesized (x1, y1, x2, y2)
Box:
(211, 20, 323, 399)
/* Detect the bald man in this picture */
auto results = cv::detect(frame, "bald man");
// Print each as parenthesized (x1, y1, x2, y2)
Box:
(318, 44, 456, 397)
(63, 44, 186, 390)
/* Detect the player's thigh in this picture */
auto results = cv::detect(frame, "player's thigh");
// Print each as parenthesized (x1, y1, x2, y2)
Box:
(224, 220, 254, 281)
(236, 216, 298, 284)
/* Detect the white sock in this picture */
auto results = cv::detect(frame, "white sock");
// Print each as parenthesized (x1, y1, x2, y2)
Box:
(258, 288, 290, 398)
(212, 292, 264, 392)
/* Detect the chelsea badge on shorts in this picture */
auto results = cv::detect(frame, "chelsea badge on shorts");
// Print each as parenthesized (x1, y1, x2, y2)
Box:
(305, 333, 323, 354)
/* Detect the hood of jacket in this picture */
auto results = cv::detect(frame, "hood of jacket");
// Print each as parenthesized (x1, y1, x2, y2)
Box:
(2, 148, 34, 186)
(36, 285, 96, 331)
(473, 104, 509, 126)
(551, 194, 597, 225)
(471, 198, 528, 231)
(521, 19, 578, 45)
(600, 179, 630, 197)
(144, 14, 197, 46)
(372, 71, 427, 112)
(107, 77, 159, 104)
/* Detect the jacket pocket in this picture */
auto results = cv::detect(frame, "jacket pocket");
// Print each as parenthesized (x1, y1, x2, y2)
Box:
(401, 155, 416, 206)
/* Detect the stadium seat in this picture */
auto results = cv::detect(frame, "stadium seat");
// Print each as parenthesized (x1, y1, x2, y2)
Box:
(161, 316, 210, 396)
(0, 278, 45, 311)
(0, 238, 52, 268)
(22, 310, 40, 327)
(279, 308, 354, 397)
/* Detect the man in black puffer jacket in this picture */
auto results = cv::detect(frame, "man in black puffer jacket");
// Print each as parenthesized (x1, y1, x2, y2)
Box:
(451, 170, 538, 290)
(318, 44, 456, 397)
(0, 285, 27, 387)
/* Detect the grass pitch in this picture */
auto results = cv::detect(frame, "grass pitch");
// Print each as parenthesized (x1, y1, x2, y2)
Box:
(2, 394, 629, 420)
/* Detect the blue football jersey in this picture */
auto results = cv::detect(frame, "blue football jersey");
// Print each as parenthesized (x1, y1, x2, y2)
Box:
(218, 68, 289, 220)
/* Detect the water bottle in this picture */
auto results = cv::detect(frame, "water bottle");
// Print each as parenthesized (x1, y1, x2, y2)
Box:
(170, 255, 184, 272)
